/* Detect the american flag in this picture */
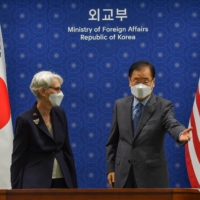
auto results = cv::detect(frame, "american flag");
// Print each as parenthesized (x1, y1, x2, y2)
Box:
(185, 78, 200, 187)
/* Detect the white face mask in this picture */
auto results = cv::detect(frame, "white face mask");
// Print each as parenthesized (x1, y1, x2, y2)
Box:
(48, 91, 64, 107)
(130, 83, 152, 99)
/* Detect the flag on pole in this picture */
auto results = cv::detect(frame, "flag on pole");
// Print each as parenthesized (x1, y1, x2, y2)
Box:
(0, 25, 13, 189)
(185, 78, 200, 188)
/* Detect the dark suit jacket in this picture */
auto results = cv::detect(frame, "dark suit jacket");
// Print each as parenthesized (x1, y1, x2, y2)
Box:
(11, 103, 78, 189)
(106, 94, 185, 188)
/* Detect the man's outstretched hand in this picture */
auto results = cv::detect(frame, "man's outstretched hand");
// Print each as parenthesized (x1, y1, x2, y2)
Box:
(179, 127, 193, 142)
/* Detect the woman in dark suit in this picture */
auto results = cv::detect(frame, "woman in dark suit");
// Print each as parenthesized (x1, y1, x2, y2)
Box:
(11, 71, 78, 189)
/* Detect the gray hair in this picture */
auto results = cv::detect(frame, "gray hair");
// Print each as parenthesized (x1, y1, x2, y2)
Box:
(30, 71, 63, 99)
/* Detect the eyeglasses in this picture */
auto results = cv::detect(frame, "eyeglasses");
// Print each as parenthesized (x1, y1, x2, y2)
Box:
(130, 79, 153, 86)
(48, 86, 62, 92)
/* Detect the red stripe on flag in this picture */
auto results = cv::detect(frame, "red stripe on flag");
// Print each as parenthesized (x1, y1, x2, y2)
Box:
(195, 85, 200, 115)
(0, 77, 10, 129)
(185, 79, 200, 188)
(190, 111, 200, 163)
(185, 143, 200, 187)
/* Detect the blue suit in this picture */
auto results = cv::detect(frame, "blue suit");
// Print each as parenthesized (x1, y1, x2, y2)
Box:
(11, 103, 77, 189)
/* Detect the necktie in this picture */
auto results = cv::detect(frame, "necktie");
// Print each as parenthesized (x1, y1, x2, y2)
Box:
(133, 102, 143, 134)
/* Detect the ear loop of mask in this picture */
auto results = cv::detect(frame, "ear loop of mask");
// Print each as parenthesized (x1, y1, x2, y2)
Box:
(42, 88, 51, 99)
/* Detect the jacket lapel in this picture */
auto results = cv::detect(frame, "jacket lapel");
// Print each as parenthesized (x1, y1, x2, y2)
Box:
(134, 94, 156, 139)
(31, 103, 54, 139)
(50, 108, 62, 143)
(124, 96, 134, 140)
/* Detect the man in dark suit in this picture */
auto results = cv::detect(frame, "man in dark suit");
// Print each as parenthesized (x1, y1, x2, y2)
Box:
(106, 61, 192, 188)
(11, 71, 77, 189)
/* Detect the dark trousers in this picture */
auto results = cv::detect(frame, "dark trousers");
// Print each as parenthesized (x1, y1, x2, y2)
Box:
(124, 165, 138, 188)
(51, 178, 68, 188)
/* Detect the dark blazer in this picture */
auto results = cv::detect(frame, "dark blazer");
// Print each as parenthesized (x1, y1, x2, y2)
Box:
(11, 103, 78, 189)
(106, 94, 185, 188)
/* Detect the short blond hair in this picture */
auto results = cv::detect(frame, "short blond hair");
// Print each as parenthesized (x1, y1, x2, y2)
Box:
(30, 71, 63, 99)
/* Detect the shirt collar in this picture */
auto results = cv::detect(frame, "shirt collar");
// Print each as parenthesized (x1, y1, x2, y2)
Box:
(133, 95, 151, 108)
